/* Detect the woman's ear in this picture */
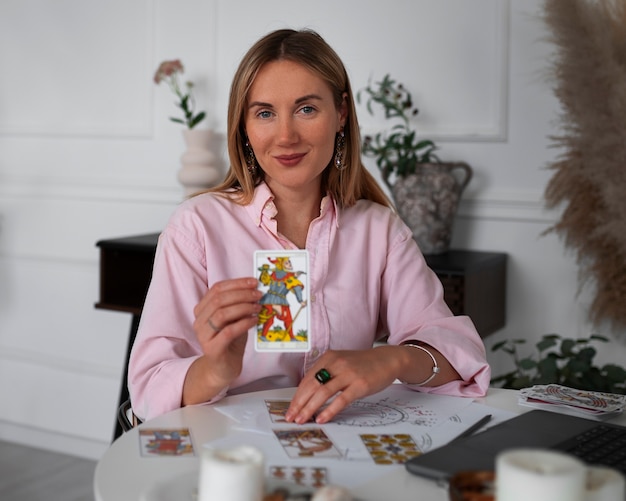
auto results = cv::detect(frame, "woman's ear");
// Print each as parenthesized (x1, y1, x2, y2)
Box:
(338, 92, 348, 128)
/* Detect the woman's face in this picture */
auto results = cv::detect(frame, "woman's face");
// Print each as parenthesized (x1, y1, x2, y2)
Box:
(245, 59, 347, 198)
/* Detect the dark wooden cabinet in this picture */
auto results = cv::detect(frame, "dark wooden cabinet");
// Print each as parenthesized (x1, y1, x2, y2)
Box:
(424, 250, 507, 338)
(95, 233, 159, 441)
(96, 234, 506, 439)
(96, 233, 160, 315)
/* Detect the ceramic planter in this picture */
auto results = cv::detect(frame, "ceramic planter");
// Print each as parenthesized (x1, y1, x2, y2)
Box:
(387, 162, 472, 255)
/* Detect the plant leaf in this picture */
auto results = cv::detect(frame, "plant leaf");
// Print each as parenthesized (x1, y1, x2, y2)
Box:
(537, 338, 557, 352)
(189, 112, 206, 128)
(519, 358, 537, 370)
(589, 334, 609, 343)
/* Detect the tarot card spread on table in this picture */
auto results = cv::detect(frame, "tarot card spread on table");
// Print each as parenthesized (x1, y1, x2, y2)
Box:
(273, 428, 342, 459)
(254, 250, 310, 352)
(138, 428, 194, 457)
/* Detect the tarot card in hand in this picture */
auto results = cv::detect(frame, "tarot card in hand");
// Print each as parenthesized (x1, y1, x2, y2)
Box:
(253, 250, 310, 352)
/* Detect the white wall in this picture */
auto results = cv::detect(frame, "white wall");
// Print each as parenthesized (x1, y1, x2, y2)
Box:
(1, 0, 624, 460)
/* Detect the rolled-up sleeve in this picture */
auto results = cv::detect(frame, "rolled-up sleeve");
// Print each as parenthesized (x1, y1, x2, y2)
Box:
(380, 218, 490, 397)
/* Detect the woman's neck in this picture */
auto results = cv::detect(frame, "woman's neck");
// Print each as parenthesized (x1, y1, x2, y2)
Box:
(271, 186, 322, 249)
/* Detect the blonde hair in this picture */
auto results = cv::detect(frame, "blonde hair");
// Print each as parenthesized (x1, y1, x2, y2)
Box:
(208, 28, 391, 209)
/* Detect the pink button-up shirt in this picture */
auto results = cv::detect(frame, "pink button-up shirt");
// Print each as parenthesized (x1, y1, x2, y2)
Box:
(128, 182, 490, 420)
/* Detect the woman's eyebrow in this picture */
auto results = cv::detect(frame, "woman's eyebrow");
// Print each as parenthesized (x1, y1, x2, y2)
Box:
(248, 94, 323, 109)
(248, 100, 273, 109)
(295, 93, 323, 104)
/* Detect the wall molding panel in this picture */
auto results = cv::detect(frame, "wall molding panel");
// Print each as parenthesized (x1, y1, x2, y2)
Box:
(0, 420, 108, 461)
(0, 0, 156, 138)
(215, 0, 510, 142)
(0, 176, 182, 206)
(0, 175, 552, 225)
(0, 345, 121, 381)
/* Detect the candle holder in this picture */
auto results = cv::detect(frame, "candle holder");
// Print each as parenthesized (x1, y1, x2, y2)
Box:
(448, 470, 495, 501)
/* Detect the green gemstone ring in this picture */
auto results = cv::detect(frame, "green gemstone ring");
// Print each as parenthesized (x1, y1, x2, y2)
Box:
(315, 368, 332, 385)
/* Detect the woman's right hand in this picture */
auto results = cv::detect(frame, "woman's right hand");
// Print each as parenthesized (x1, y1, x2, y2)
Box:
(182, 277, 262, 405)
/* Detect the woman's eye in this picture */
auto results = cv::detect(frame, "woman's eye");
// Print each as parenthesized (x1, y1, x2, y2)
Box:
(257, 110, 273, 119)
(300, 106, 315, 115)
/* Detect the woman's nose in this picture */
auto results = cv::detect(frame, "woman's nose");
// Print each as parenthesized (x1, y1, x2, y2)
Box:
(276, 117, 298, 144)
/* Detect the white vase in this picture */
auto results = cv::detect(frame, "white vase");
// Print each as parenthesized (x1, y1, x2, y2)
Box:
(178, 128, 221, 197)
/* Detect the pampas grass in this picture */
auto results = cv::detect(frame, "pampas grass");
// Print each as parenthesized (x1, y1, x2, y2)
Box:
(543, 0, 626, 330)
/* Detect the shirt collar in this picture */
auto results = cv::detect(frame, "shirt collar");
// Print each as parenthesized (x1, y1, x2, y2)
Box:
(320, 192, 340, 228)
(246, 181, 340, 228)
(246, 182, 276, 227)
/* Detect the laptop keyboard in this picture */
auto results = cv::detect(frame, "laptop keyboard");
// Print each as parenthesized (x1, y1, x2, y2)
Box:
(555, 424, 626, 474)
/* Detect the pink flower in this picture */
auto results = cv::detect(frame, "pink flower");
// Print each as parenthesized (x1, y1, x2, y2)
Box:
(153, 59, 206, 129)
(153, 59, 184, 84)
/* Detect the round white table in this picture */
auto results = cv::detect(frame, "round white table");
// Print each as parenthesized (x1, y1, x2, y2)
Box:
(92, 387, 532, 501)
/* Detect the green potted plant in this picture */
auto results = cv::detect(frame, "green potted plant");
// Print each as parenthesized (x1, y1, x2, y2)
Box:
(491, 333, 626, 394)
(357, 74, 472, 255)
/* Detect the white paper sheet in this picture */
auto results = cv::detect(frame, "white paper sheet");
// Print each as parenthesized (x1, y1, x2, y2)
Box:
(207, 386, 515, 490)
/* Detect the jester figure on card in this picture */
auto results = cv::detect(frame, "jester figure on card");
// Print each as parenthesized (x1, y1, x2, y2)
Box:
(257, 256, 307, 341)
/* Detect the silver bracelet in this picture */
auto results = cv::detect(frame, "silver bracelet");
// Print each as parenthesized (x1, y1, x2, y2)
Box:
(401, 343, 440, 386)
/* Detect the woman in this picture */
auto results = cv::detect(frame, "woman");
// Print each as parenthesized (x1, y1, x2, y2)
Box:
(128, 28, 490, 424)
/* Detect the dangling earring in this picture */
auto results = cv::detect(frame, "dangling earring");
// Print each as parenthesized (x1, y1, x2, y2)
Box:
(334, 127, 346, 171)
(244, 139, 257, 174)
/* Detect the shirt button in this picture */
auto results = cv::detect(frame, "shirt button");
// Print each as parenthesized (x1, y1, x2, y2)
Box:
(311, 348, 319, 358)
(310, 294, 316, 303)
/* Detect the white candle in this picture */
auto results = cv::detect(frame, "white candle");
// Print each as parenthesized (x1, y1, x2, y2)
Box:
(197, 445, 265, 501)
(585, 466, 626, 501)
(496, 448, 586, 501)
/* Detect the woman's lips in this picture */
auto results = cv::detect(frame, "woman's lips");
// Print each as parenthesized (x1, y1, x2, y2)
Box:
(275, 153, 305, 167)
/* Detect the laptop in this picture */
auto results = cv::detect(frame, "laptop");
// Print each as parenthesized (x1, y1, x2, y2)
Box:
(405, 409, 626, 481)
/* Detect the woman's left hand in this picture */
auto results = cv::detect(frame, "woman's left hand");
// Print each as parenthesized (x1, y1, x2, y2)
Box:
(285, 346, 402, 425)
